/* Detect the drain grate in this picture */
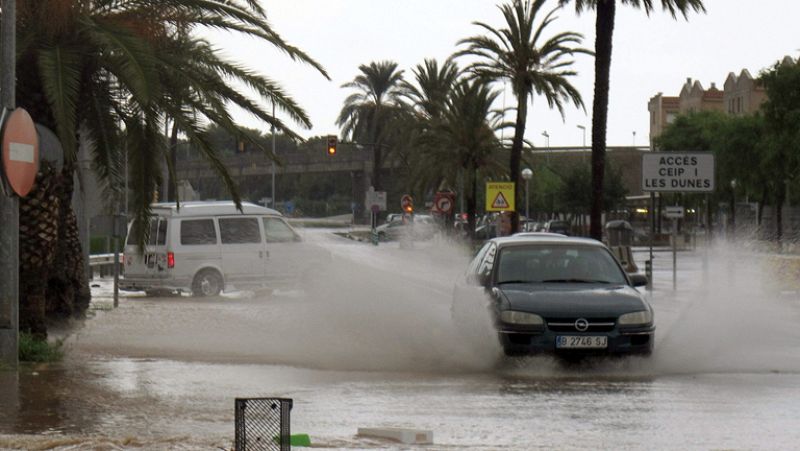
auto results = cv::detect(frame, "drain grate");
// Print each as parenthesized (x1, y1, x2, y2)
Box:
(235, 398, 292, 451)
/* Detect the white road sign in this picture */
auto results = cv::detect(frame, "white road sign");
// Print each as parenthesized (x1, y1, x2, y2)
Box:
(365, 187, 387, 211)
(663, 206, 685, 219)
(642, 152, 715, 192)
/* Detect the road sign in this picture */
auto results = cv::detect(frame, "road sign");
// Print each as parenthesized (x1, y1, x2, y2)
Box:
(664, 206, 685, 219)
(1, 108, 39, 197)
(433, 191, 455, 214)
(365, 187, 387, 211)
(642, 152, 715, 193)
(485, 182, 515, 212)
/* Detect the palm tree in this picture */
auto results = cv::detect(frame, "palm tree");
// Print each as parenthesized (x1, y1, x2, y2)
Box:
(337, 61, 405, 191)
(11, 0, 328, 337)
(457, 0, 589, 233)
(402, 58, 461, 120)
(416, 79, 506, 237)
(399, 58, 462, 195)
(559, 0, 705, 239)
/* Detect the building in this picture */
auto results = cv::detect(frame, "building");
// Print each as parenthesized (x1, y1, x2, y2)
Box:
(648, 78, 725, 148)
(723, 69, 767, 117)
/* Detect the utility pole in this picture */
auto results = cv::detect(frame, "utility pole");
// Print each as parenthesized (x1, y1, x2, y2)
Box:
(0, 0, 18, 367)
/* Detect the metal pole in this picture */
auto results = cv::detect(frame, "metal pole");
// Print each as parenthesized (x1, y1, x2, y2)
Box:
(672, 217, 677, 291)
(0, 0, 18, 368)
(113, 237, 120, 308)
(648, 192, 655, 290)
(271, 99, 276, 209)
(525, 179, 529, 222)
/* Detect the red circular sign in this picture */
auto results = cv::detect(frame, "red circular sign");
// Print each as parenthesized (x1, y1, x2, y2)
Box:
(1, 108, 39, 197)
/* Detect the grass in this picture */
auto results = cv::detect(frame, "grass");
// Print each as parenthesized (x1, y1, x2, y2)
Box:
(18, 333, 64, 363)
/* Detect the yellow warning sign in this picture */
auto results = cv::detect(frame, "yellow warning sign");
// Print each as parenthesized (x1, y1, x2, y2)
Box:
(485, 182, 515, 212)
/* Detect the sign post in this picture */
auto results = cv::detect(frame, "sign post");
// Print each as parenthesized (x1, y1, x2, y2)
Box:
(365, 186, 387, 245)
(0, 0, 19, 368)
(664, 206, 685, 291)
(642, 152, 715, 292)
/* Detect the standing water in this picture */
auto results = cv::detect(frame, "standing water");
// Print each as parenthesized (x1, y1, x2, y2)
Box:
(1, 232, 800, 449)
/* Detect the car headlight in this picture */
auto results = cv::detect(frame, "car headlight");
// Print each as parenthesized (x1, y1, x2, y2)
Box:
(499, 310, 544, 326)
(618, 310, 653, 326)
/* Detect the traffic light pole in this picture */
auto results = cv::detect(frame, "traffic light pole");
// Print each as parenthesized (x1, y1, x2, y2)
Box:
(0, 0, 19, 368)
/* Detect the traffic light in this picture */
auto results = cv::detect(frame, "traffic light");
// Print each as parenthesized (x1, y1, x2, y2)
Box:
(327, 135, 337, 156)
(401, 195, 413, 214)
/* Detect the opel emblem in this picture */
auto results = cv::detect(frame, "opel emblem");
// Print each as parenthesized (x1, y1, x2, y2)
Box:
(574, 318, 589, 332)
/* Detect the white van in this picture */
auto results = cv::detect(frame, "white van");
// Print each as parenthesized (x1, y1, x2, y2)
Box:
(120, 201, 329, 296)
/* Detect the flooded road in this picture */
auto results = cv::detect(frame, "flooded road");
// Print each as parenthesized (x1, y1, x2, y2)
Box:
(2, 230, 800, 450)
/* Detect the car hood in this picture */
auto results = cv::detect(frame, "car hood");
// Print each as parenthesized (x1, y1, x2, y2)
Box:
(497, 283, 647, 318)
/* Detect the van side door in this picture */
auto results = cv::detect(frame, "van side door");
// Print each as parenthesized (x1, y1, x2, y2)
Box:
(177, 218, 220, 286)
(218, 216, 264, 287)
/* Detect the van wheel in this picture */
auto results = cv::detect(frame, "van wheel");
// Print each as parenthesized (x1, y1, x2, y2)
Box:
(192, 269, 223, 297)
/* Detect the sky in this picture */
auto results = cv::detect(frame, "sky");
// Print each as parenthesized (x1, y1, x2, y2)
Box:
(203, 0, 799, 149)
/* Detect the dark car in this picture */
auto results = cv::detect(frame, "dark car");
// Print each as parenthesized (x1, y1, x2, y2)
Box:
(451, 235, 653, 357)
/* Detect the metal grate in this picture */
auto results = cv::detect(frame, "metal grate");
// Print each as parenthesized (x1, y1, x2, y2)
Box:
(235, 398, 292, 451)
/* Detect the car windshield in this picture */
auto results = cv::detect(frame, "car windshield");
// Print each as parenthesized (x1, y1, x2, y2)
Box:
(495, 244, 627, 285)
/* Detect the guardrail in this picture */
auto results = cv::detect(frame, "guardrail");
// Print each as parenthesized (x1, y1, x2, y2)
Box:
(89, 253, 123, 278)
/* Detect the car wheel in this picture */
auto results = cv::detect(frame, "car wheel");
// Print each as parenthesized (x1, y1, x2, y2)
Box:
(192, 269, 223, 297)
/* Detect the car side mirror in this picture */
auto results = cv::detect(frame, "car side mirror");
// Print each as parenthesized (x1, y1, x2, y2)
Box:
(629, 273, 648, 287)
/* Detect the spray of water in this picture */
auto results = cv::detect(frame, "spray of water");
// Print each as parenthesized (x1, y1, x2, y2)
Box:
(73, 233, 800, 377)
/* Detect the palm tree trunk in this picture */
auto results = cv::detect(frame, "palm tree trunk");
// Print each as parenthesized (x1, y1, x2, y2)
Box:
(19, 163, 61, 339)
(372, 144, 383, 191)
(590, 0, 616, 240)
(510, 92, 529, 233)
(47, 162, 91, 321)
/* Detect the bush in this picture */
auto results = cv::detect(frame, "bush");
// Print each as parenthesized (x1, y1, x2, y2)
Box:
(18, 333, 64, 362)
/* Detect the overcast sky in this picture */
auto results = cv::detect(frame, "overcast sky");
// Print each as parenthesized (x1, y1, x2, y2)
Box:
(203, 0, 798, 148)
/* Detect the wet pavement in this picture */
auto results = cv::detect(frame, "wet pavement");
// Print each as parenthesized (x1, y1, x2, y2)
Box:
(2, 231, 800, 450)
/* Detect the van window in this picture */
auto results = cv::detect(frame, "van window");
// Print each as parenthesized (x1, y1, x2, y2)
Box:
(219, 217, 261, 244)
(263, 217, 298, 243)
(153, 218, 167, 246)
(127, 217, 166, 246)
(180, 219, 217, 245)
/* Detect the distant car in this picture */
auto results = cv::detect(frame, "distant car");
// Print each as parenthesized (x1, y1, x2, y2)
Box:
(376, 214, 436, 241)
(543, 220, 571, 235)
(451, 235, 653, 357)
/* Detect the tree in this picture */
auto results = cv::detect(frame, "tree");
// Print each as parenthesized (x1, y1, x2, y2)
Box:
(415, 79, 506, 237)
(457, 0, 589, 233)
(400, 58, 462, 196)
(337, 61, 406, 191)
(760, 57, 800, 243)
(12, 0, 327, 337)
(402, 58, 461, 120)
(560, 0, 705, 240)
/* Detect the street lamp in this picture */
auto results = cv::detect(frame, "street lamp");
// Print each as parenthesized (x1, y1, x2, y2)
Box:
(542, 131, 550, 163)
(522, 168, 533, 226)
(576, 125, 586, 147)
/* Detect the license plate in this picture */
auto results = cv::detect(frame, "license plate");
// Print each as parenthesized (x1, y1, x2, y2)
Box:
(556, 335, 608, 349)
